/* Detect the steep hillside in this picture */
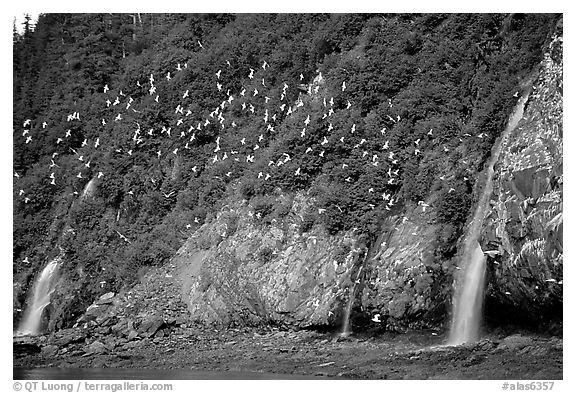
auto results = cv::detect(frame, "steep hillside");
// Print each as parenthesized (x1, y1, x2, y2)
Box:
(13, 13, 561, 333)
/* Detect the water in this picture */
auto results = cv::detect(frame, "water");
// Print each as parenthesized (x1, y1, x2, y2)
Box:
(14, 367, 324, 380)
(449, 91, 530, 345)
(340, 263, 364, 337)
(17, 256, 61, 336)
(448, 242, 486, 344)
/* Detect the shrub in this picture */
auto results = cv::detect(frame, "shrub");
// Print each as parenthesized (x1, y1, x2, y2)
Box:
(221, 211, 240, 236)
(300, 211, 316, 234)
(239, 177, 258, 200)
(436, 185, 472, 224)
(258, 247, 274, 264)
(251, 195, 276, 221)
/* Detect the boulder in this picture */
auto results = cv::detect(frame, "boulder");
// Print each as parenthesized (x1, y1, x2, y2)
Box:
(96, 292, 116, 305)
(138, 315, 165, 338)
(41, 344, 59, 357)
(498, 334, 534, 351)
(48, 327, 87, 347)
(127, 330, 139, 341)
(85, 340, 108, 355)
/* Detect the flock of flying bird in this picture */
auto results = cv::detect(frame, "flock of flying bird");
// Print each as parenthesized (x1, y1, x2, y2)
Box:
(15, 38, 469, 237)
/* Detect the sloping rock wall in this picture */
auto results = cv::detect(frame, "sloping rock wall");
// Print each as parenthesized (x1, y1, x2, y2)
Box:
(361, 208, 446, 331)
(175, 192, 366, 328)
(480, 28, 563, 323)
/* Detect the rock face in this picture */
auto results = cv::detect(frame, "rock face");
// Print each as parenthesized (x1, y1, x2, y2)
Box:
(176, 193, 366, 328)
(176, 191, 449, 331)
(480, 26, 563, 325)
(173, 30, 563, 331)
(361, 208, 447, 331)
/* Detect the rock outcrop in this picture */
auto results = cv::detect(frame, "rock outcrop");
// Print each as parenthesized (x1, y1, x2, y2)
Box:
(361, 206, 447, 331)
(480, 25, 563, 325)
(60, 30, 563, 333)
(176, 192, 366, 328)
(170, 26, 564, 331)
(172, 189, 452, 331)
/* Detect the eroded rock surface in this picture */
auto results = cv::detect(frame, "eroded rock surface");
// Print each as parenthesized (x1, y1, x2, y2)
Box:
(176, 193, 365, 328)
(480, 29, 563, 321)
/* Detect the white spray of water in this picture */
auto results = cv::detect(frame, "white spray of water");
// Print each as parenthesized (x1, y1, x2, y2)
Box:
(17, 256, 61, 336)
(449, 92, 529, 345)
(340, 263, 365, 337)
(449, 241, 487, 344)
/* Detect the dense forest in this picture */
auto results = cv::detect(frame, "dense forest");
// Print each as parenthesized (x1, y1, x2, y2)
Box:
(13, 13, 559, 328)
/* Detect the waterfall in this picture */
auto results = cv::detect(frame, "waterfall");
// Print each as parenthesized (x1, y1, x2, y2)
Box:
(340, 267, 361, 337)
(448, 241, 486, 344)
(340, 256, 367, 337)
(17, 256, 61, 336)
(449, 91, 530, 345)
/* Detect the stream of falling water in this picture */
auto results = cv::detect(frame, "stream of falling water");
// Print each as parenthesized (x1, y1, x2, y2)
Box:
(17, 256, 62, 336)
(340, 255, 367, 337)
(448, 91, 530, 345)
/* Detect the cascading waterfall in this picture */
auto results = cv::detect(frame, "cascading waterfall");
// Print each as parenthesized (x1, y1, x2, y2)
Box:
(340, 267, 361, 337)
(449, 241, 487, 344)
(340, 255, 367, 337)
(449, 91, 530, 345)
(17, 256, 61, 336)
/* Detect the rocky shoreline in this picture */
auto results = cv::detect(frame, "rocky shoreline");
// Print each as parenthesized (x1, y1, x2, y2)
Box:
(14, 288, 563, 380)
(14, 326, 562, 379)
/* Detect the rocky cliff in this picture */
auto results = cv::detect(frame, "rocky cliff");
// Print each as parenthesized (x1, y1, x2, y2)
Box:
(166, 21, 564, 332)
(176, 191, 366, 329)
(13, 14, 562, 335)
(480, 25, 563, 327)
